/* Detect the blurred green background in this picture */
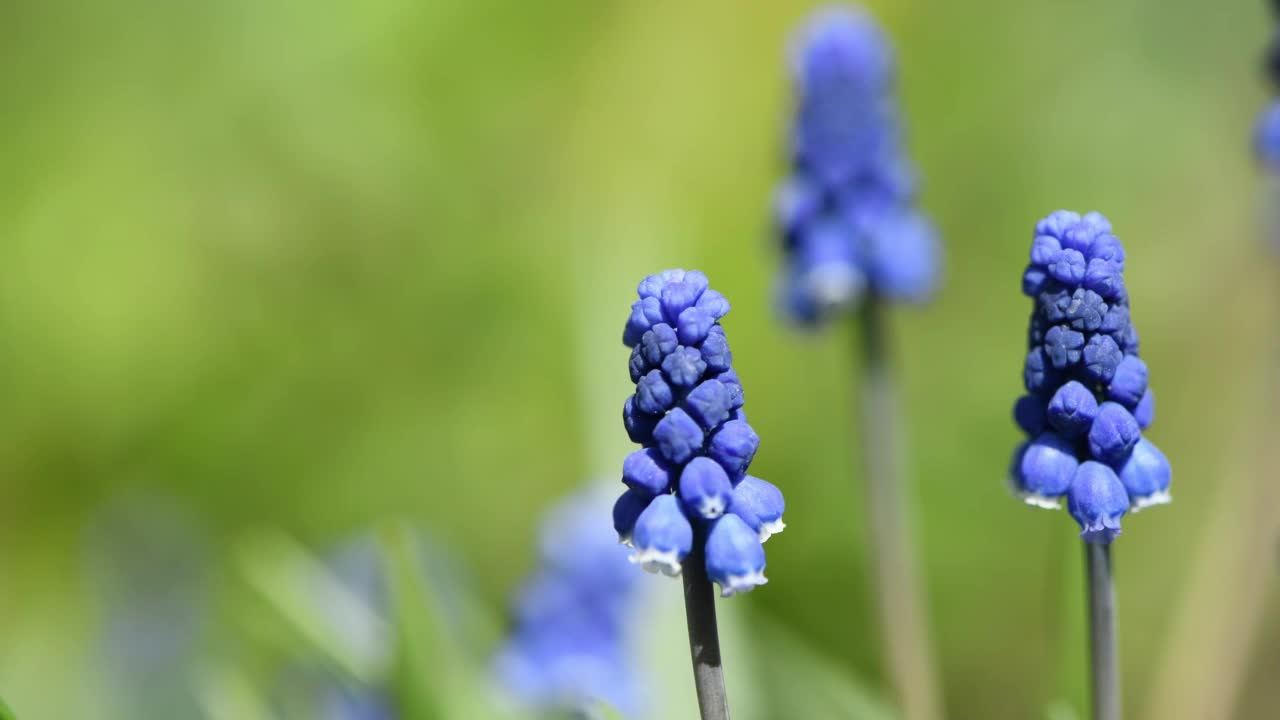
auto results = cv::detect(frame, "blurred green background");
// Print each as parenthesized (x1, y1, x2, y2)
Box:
(2, 0, 1278, 717)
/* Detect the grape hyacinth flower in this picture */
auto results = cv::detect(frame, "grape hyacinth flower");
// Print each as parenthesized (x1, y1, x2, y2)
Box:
(774, 6, 941, 324)
(620, 269, 784, 719)
(1012, 210, 1172, 537)
(1012, 210, 1171, 720)
(494, 487, 643, 717)
(770, 9, 945, 720)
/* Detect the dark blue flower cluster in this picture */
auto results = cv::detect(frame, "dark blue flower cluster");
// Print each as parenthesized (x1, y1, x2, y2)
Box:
(620, 269, 785, 596)
(1012, 211, 1171, 544)
(494, 487, 643, 716)
(775, 7, 940, 324)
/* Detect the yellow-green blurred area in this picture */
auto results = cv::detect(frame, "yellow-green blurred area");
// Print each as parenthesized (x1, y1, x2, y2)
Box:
(2, 0, 1278, 717)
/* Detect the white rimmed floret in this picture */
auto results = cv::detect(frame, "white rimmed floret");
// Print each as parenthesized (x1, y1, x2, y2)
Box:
(716, 569, 768, 597)
(629, 547, 683, 576)
(1128, 489, 1171, 512)
(758, 518, 786, 542)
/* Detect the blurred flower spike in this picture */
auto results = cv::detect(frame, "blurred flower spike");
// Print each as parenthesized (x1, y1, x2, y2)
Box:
(1012, 211, 1171, 544)
(494, 487, 644, 717)
(620, 269, 785, 596)
(775, 6, 941, 324)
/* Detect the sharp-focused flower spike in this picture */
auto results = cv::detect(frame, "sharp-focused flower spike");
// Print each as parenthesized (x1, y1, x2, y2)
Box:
(704, 514, 768, 597)
(1067, 462, 1129, 544)
(495, 487, 644, 717)
(1012, 211, 1169, 542)
(617, 270, 783, 596)
(774, 6, 940, 325)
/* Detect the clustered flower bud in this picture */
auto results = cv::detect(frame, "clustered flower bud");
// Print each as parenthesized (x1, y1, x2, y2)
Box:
(775, 7, 940, 325)
(620, 270, 785, 596)
(1012, 211, 1171, 544)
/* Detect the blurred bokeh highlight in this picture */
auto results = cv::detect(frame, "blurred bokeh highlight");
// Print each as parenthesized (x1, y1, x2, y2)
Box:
(1, 0, 1277, 718)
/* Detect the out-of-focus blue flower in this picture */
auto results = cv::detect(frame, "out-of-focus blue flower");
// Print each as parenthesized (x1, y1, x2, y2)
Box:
(1255, 100, 1280, 172)
(774, 6, 940, 324)
(1011, 211, 1171, 543)
(494, 486, 644, 717)
(620, 270, 784, 596)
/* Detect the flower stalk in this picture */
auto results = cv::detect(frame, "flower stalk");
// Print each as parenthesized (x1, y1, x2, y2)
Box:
(1085, 543, 1120, 720)
(681, 545, 730, 720)
(857, 295, 943, 720)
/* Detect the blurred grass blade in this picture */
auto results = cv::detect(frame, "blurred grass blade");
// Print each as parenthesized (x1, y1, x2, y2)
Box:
(0, 697, 14, 720)
(378, 523, 506, 720)
(379, 524, 442, 720)
(233, 530, 388, 681)
(194, 665, 274, 720)
(752, 613, 898, 720)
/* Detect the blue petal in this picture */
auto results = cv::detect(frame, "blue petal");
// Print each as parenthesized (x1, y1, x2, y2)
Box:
(682, 379, 732, 431)
(623, 396, 660, 445)
(635, 369, 675, 415)
(613, 488, 654, 544)
(630, 494, 693, 576)
(1117, 438, 1171, 510)
(708, 420, 760, 482)
(705, 515, 768, 597)
(661, 346, 707, 388)
(1018, 432, 1079, 506)
(652, 409, 704, 465)
(1087, 402, 1140, 466)
(1106, 355, 1148, 409)
(1046, 381, 1098, 437)
(639, 323, 678, 366)
(1014, 395, 1047, 436)
(1067, 461, 1130, 544)
(699, 329, 733, 372)
(728, 475, 786, 541)
(678, 457, 733, 519)
(676, 307, 716, 346)
(1133, 389, 1154, 429)
(621, 448, 674, 495)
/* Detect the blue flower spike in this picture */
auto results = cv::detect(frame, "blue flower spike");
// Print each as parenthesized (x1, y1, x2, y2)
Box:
(1012, 211, 1171, 542)
(775, 7, 940, 325)
(618, 270, 783, 594)
(495, 487, 643, 716)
